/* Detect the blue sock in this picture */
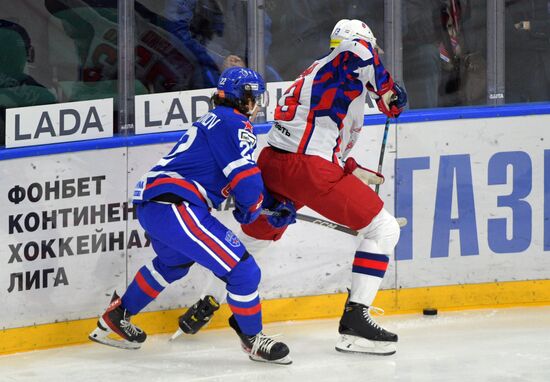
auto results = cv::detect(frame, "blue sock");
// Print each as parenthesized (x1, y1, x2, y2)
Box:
(227, 291, 262, 335)
(121, 265, 165, 315)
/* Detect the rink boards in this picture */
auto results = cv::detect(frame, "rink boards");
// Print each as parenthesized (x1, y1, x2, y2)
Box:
(1, 103, 550, 354)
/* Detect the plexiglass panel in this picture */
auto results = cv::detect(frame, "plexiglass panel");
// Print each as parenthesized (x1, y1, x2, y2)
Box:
(0, 0, 119, 146)
(505, 0, 550, 103)
(135, 0, 249, 93)
(403, 0, 487, 108)
(265, 1, 385, 81)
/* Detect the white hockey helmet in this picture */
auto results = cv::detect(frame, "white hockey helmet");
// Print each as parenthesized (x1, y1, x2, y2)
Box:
(329, 19, 377, 49)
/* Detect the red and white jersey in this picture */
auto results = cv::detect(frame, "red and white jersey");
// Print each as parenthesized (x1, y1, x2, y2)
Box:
(268, 39, 394, 165)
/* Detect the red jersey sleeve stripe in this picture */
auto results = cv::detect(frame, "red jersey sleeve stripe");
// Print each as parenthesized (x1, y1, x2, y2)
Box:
(145, 178, 207, 204)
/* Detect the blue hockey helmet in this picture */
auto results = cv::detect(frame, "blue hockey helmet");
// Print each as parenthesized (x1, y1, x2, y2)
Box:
(216, 67, 268, 107)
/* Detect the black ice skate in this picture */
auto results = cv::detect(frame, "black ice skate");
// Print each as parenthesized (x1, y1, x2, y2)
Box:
(89, 291, 147, 350)
(335, 301, 397, 355)
(229, 315, 292, 365)
(170, 295, 220, 341)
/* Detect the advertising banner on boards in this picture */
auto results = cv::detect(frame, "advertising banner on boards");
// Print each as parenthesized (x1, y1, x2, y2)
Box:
(134, 81, 380, 134)
(1, 111, 549, 330)
(0, 120, 391, 329)
(0, 149, 130, 328)
(394, 115, 550, 288)
(5, 98, 113, 148)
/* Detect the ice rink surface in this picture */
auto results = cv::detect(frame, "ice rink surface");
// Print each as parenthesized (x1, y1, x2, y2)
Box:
(1, 306, 549, 382)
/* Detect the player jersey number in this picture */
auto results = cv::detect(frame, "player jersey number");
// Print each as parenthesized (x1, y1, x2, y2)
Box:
(274, 77, 304, 121)
(157, 125, 198, 166)
(239, 141, 253, 160)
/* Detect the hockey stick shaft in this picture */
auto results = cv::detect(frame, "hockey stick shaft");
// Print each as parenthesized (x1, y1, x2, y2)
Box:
(261, 209, 358, 236)
(373, 117, 409, 227)
(375, 117, 391, 195)
(262, 209, 406, 236)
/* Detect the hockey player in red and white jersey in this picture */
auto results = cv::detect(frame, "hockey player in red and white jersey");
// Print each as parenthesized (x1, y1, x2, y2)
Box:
(269, 19, 405, 165)
(177, 19, 407, 355)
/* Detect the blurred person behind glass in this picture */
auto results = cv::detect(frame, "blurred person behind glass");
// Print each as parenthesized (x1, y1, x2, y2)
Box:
(437, 0, 486, 107)
(162, 0, 225, 89)
(0, 19, 56, 146)
(505, 0, 550, 102)
(46, 0, 221, 97)
(403, 0, 486, 109)
(199, 0, 282, 82)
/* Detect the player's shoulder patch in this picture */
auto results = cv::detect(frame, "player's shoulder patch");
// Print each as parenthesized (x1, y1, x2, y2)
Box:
(238, 120, 256, 145)
(242, 120, 254, 133)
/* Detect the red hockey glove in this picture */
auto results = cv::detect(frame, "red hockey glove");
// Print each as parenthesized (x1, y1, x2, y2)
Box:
(376, 83, 407, 118)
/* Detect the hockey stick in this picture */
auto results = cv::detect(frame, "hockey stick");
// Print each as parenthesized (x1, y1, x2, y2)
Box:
(262, 209, 407, 236)
(375, 117, 391, 195)
(262, 209, 359, 236)
(375, 117, 409, 227)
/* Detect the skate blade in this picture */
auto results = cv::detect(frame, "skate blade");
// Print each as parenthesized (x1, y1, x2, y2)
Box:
(169, 328, 184, 342)
(335, 334, 396, 356)
(89, 327, 141, 350)
(249, 354, 293, 365)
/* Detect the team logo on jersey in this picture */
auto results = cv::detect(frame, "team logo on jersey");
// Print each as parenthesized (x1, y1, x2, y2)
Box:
(221, 183, 231, 197)
(225, 231, 241, 247)
(242, 120, 254, 132)
(238, 128, 257, 146)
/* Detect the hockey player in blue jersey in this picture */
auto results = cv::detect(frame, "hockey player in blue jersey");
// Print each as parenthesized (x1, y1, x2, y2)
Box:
(89, 67, 296, 365)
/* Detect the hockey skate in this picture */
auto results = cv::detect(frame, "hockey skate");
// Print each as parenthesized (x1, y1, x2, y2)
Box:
(229, 315, 292, 365)
(335, 302, 397, 355)
(170, 295, 220, 341)
(89, 292, 147, 350)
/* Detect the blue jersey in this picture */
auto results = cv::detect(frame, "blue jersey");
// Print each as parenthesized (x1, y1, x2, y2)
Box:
(133, 106, 264, 211)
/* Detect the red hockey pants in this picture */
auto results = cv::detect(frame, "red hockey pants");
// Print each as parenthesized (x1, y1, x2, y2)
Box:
(242, 147, 384, 241)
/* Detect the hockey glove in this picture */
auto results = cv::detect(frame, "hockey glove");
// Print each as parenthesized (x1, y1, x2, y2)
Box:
(376, 82, 407, 118)
(233, 195, 263, 224)
(344, 157, 384, 185)
(261, 191, 297, 228)
(266, 199, 297, 228)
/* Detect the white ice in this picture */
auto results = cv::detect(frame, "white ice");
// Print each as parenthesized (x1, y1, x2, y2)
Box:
(1, 306, 550, 382)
